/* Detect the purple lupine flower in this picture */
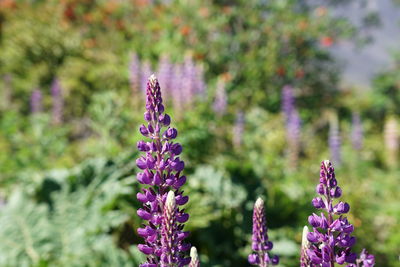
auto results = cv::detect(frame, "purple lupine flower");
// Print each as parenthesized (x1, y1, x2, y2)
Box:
(189, 247, 200, 267)
(141, 60, 153, 94)
(287, 109, 301, 168)
(354, 249, 375, 267)
(281, 85, 295, 123)
(329, 118, 341, 166)
(136, 75, 190, 266)
(51, 78, 63, 124)
(384, 117, 398, 167)
(248, 198, 279, 267)
(351, 112, 363, 151)
(233, 111, 245, 148)
(181, 54, 197, 106)
(30, 89, 43, 114)
(157, 54, 173, 101)
(307, 160, 358, 266)
(213, 78, 227, 116)
(130, 53, 141, 96)
(300, 226, 311, 267)
(171, 64, 184, 114)
(194, 63, 206, 98)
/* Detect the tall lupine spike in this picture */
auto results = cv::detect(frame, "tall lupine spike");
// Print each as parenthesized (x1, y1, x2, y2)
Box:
(129, 53, 141, 97)
(213, 77, 227, 116)
(161, 191, 180, 265)
(233, 111, 245, 149)
(351, 112, 363, 151)
(189, 247, 200, 267)
(307, 160, 364, 266)
(136, 75, 191, 267)
(30, 88, 43, 114)
(248, 198, 279, 267)
(329, 114, 341, 166)
(384, 116, 398, 168)
(300, 226, 311, 267)
(51, 78, 63, 125)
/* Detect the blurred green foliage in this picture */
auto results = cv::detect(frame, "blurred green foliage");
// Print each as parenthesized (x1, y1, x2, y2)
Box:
(0, 0, 399, 267)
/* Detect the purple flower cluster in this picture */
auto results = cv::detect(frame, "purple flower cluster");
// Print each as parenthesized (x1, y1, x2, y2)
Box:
(213, 78, 227, 116)
(307, 160, 357, 266)
(30, 88, 43, 114)
(51, 78, 63, 124)
(136, 75, 191, 266)
(351, 112, 363, 151)
(129, 53, 206, 113)
(300, 226, 311, 267)
(248, 198, 279, 267)
(281, 85, 301, 168)
(233, 111, 245, 148)
(353, 249, 375, 267)
(329, 118, 341, 166)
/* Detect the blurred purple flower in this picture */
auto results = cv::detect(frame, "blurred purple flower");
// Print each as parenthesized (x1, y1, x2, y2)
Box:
(157, 54, 173, 101)
(194, 63, 206, 98)
(329, 117, 341, 166)
(300, 226, 311, 267)
(30, 89, 43, 114)
(51, 78, 63, 124)
(233, 111, 245, 148)
(181, 54, 197, 106)
(171, 64, 184, 113)
(136, 75, 190, 266)
(213, 78, 227, 116)
(129, 53, 141, 96)
(248, 198, 279, 267)
(351, 112, 363, 151)
(141, 60, 153, 94)
(281, 85, 295, 123)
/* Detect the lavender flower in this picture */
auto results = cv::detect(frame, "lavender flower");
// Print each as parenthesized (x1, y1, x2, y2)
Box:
(281, 85, 295, 122)
(181, 54, 197, 106)
(141, 60, 153, 94)
(353, 249, 375, 267)
(194, 63, 206, 98)
(130, 53, 141, 96)
(351, 112, 363, 151)
(157, 54, 173, 101)
(287, 109, 301, 169)
(384, 117, 398, 167)
(248, 198, 279, 267)
(281, 85, 301, 168)
(189, 247, 200, 267)
(329, 117, 341, 166)
(300, 226, 311, 267)
(51, 78, 63, 124)
(136, 75, 190, 266)
(30, 89, 43, 114)
(233, 111, 245, 148)
(171, 64, 184, 114)
(213, 78, 227, 116)
(307, 160, 358, 266)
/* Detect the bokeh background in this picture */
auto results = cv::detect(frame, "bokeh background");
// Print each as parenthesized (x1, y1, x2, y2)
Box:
(0, 0, 399, 266)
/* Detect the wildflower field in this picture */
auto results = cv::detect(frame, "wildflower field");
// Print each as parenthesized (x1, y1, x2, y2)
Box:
(0, 1, 399, 266)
